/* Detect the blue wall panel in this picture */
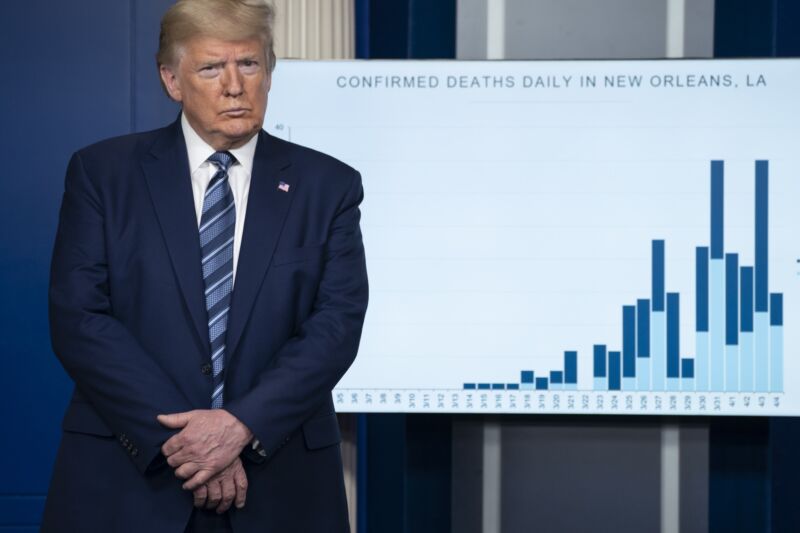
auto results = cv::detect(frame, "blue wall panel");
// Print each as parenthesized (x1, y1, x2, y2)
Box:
(0, 0, 174, 528)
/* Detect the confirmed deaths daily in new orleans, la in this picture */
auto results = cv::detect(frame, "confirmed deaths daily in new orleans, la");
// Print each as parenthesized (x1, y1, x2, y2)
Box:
(266, 58, 798, 416)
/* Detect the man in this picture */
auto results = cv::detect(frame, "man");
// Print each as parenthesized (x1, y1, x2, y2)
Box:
(42, 0, 367, 531)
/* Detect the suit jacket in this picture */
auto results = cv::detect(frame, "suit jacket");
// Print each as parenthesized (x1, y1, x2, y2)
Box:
(43, 118, 368, 532)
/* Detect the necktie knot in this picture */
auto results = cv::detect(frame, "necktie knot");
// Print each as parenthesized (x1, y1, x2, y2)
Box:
(207, 151, 236, 172)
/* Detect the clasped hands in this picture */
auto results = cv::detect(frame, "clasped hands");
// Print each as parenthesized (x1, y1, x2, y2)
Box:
(157, 409, 253, 514)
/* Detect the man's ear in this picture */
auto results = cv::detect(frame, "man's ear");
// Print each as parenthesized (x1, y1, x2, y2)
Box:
(160, 64, 183, 102)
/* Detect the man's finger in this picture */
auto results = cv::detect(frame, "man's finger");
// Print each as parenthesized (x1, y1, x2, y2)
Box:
(161, 433, 184, 457)
(166, 447, 194, 468)
(175, 462, 200, 480)
(193, 485, 208, 508)
(183, 469, 213, 490)
(234, 466, 248, 509)
(216, 476, 236, 514)
(157, 411, 193, 429)
(205, 480, 222, 510)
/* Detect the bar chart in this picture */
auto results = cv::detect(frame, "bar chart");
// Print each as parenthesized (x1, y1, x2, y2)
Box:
(266, 59, 800, 415)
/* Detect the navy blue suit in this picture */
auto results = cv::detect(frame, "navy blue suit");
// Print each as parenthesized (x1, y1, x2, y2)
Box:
(43, 118, 368, 532)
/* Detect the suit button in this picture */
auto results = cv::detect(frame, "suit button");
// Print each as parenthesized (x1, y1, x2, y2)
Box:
(201, 363, 212, 375)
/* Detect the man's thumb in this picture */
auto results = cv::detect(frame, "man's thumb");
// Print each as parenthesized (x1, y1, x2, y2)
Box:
(157, 411, 191, 428)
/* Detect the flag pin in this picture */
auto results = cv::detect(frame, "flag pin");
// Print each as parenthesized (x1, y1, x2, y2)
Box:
(278, 181, 290, 193)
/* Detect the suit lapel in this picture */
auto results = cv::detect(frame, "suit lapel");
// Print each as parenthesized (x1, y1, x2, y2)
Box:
(141, 120, 209, 351)
(227, 130, 294, 360)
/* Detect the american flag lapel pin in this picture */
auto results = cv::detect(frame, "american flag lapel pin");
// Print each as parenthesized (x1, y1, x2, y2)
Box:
(278, 181, 290, 193)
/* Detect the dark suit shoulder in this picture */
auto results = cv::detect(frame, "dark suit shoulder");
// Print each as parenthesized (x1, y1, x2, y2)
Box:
(75, 125, 170, 168)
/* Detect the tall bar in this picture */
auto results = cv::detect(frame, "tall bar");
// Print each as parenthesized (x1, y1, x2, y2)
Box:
(709, 164, 725, 391)
(622, 306, 636, 390)
(755, 161, 769, 311)
(564, 351, 578, 390)
(725, 254, 739, 391)
(711, 160, 724, 260)
(651, 240, 666, 391)
(636, 299, 651, 390)
(652, 240, 665, 311)
(609, 351, 622, 391)
(695, 247, 710, 391)
(740, 267, 754, 392)
(754, 161, 770, 391)
(593, 344, 607, 390)
(770, 293, 783, 392)
(666, 292, 680, 390)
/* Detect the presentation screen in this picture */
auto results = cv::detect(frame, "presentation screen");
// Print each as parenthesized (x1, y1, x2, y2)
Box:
(266, 59, 799, 416)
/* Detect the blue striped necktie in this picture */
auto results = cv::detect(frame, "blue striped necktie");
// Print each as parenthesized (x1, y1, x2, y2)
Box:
(201, 151, 236, 408)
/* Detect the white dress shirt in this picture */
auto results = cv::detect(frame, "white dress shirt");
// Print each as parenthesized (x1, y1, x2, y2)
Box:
(182, 113, 257, 284)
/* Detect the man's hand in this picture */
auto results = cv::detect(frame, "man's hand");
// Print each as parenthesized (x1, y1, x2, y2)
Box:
(192, 457, 248, 514)
(157, 409, 253, 490)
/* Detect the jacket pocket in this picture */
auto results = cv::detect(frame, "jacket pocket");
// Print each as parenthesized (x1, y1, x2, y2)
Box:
(62, 401, 114, 437)
(302, 413, 341, 450)
(272, 244, 325, 266)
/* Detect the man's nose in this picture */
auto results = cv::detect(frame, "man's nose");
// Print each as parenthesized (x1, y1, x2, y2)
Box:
(221, 64, 244, 97)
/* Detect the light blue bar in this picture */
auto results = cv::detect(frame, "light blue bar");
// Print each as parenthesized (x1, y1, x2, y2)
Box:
(725, 345, 739, 391)
(520, 383, 536, 391)
(755, 312, 769, 391)
(622, 378, 636, 390)
(637, 357, 650, 391)
(667, 378, 680, 391)
(710, 259, 725, 391)
(594, 377, 608, 391)
(551, 382, 563, 391)
(564, 384, 578, 391)
(682, 378, 695, 392)
(651, 311, 666, 390)
(771, 325, 784, 392)
(695, 332, 709, 391)
(740, 331, 754, 392)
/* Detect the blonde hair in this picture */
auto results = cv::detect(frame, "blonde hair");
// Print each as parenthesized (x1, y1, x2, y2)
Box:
(157, 0, 276, 71)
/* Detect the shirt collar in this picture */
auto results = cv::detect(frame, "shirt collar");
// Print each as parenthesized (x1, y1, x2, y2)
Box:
(181, 112, 259, 175)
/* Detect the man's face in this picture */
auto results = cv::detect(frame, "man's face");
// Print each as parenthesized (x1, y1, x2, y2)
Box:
(160, 37, 271, 150)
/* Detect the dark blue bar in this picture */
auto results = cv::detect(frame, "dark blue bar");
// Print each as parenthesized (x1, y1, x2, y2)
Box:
(478, 384, 491, 390)
(609, 351, 621, 391)
(667, 293, 680, 378)
(521, 371, 534, 383)
(682, 359, 695, 379)
(726, 254, 739, 345)
(741, 266, 754, 332)
(564, 351, 578, 384)
(652, 240, 666, 311)
(593, 345, 607, 378)
(771, 293, 783, 326)
(506, 384, 520, 390)
(535, 377, 549, 390)
(623, 305, 636, 377)
(711, 160, 724, 259)
(463, 383, 477, 390)
(637, 299, 650, 357)
(550, 371, 564, 384)
(756, 160, 769, 311)
(491, 384, 505, 390)
(696, 246, 709, 332)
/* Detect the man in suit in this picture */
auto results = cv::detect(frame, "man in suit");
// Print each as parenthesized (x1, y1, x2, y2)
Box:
(43, 0, 367, 531)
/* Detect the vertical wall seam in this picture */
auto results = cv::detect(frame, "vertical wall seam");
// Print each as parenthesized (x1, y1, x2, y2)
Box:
(129, 0, 137, 133)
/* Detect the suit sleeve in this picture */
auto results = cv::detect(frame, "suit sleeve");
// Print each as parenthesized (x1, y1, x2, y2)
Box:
(49, 151, 195, 474)
(225, 169, 368, 458)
